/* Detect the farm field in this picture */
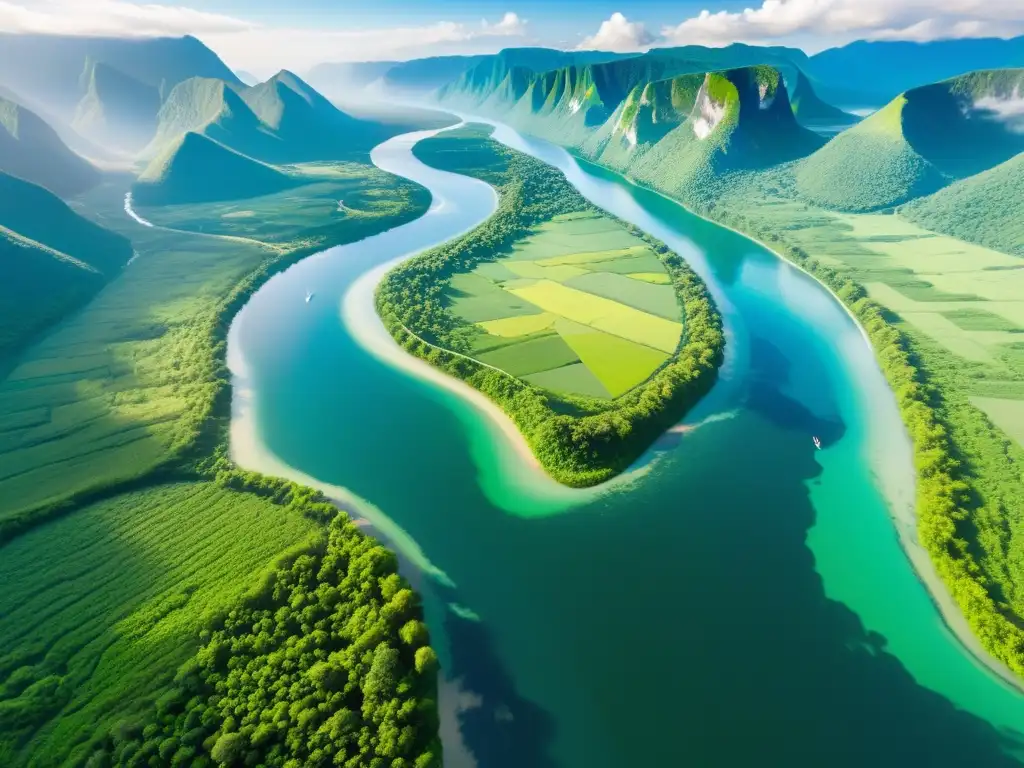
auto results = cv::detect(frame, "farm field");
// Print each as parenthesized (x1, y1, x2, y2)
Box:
(449, 211, 683, 398)
(0, 481, 318, 765)
(716, 182, 1024, 445)
(0, 171, 428, 527)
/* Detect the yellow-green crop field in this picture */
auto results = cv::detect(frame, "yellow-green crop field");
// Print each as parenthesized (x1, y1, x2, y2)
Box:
(724, 188, 1024, 446)
(447, 211, 683, 398)
(0, 481, 318, 766)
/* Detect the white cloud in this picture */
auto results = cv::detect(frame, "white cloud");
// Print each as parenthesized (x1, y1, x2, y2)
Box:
(484, 12, 527, 37)
(660, 0, 1024, 50)
(0, 3, 529, 73)
(204, 14, 529, 73)
(0, 0, 252, 37)
(578, 12, 653, 52)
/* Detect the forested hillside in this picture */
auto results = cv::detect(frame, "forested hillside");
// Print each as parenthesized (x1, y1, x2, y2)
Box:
(0, 99, 437, 765)
(0, 171, 132, 363)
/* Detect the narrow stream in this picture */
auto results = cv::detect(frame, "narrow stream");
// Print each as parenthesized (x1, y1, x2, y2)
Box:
(229, 123, 1024, 766)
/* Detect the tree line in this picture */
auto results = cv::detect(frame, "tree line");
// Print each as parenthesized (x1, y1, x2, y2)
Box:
(376, 124, 725, 487)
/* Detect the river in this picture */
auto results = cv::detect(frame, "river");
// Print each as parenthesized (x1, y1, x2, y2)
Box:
(228, 122, 1024, 766)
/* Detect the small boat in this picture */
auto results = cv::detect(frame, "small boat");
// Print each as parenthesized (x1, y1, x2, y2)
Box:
(305, 290, 314, 303)
(813, 436, 822, 450)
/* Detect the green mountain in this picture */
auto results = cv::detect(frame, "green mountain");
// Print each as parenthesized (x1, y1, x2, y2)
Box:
(0, 170, 133, 361)
(0, 94, 99, 197)
(439, 60, 822, 204)
(241, 70, 380, 158)
(588, 67, 824, 202)
(72, 60, 161, 152)
(377, 48, 628, 94)
(0, 33, 241, 117)
(808, 35, 1024, 106)
(133, 131, 298, 205)
(439, 55, 694, 129)
(380, 54, 488, 93)
(788, 70, 860, 130)
(900, 152, 1024, 256)
(147, 71, 381, 164)
(144, 77, 257, 156)
(796, 69, 1024, 211)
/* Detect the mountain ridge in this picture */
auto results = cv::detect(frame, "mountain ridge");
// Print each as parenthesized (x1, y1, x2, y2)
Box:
(0, 94, 100, 197)
(134, 131, 299, 205)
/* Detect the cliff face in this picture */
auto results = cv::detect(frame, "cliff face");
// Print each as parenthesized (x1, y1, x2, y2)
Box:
(795, 68, 1024, 212)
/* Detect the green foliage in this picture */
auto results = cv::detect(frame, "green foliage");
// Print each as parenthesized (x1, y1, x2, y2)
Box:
(695, 186, 1024, 680)
(0, 164, 427, 532)
(376, 125, 724, 487)
(899, 153, 1024, 257)
(0, 482, 318, 765)
(93, 515, 440, 768)
(1, 148, 439, 766)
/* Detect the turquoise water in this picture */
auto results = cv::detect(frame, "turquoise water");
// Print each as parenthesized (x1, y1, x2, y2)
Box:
(230, 124, 1024, 766)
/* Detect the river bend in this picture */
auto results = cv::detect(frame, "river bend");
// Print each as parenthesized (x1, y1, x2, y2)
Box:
(228, 122, 1024, 766)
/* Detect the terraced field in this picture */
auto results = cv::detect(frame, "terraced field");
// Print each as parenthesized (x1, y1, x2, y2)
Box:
(449, 211, 683, 398)
(0, 482, 318, 766)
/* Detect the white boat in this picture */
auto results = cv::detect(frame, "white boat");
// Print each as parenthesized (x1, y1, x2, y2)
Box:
(813, 436, 821, 450)
(305, 291, 314, 303)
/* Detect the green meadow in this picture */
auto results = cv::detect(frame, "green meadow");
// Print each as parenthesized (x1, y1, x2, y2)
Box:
(0, 157, 435, 766)
(0, 169, 428, 531)
(716, 182, 1024, 419)
(450, 211, 683, 398)
(134, 162, 425, 248)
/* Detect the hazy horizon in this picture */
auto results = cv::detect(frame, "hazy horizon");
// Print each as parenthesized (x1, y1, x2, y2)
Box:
(0, 1, 1021, 78)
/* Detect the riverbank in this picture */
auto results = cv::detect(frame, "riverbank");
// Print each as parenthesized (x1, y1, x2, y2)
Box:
(683, 194, 1024, 695)
(472, 119, 1024, 694)
(230, 117, 1024, 764)
(376, 125, 725, 488)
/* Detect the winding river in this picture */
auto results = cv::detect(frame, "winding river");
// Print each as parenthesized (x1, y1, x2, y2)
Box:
(228, 123, 1024, 766)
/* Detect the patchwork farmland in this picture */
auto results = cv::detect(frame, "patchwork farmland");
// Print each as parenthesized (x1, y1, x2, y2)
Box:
(447, 211, 684, 399)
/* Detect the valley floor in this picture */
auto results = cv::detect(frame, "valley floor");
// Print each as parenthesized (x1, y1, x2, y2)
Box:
(0, 159, 436, 766)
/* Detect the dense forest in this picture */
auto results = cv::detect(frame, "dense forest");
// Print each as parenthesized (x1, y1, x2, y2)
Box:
(376, 125, 725, 486)
(91, 511, 440, 768)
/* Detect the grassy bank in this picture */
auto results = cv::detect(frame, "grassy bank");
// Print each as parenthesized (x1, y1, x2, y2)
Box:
(0, 157, 442, 766)
(654, 167, 1024, 677)
(375, 125, 724, 487)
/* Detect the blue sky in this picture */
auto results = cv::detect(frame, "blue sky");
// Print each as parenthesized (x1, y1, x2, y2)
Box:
(0, 0, 1020, 75)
